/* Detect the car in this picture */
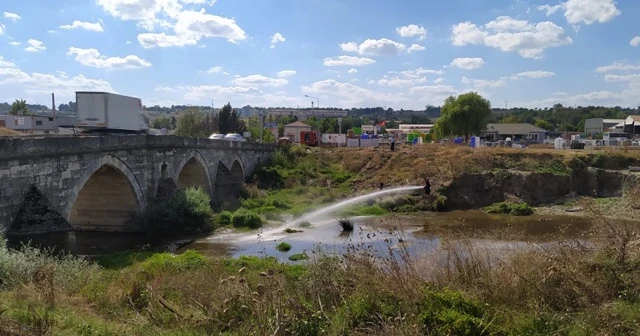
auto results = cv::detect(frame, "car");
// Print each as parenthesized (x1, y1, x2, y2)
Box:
(223, 133, 247, 142)
(208, 133, 225, 140)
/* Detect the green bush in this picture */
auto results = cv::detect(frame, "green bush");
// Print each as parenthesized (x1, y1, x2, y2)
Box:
(483, 202, 511, 214)
(139, 250, 207, 276)
(216, 211, 233, 226)
(231, 208, 263, 229)
(288, 253, 309, 261)
(135, 187, 215, 235)
(419, 289, 495, 336)
(276, 242, 292, 252)
(483, 202, 534, 216)
(510, 202, 534, 216)
(398, 204, 418, 213)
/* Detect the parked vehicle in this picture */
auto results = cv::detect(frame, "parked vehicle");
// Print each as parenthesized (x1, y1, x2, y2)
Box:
(75, 91, 148, 133)
(208, 133, 225, 140)
(223, 133, 246, 142)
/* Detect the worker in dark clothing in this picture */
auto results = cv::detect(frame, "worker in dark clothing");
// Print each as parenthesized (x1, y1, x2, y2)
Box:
(379, 181, 384, 190)
(424, 178, 431, 195)
(389, 136, 396, 151)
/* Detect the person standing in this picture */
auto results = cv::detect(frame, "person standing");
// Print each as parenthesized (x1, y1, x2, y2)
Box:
(424, 178, 431, 195)
(389, 135, 396, 151)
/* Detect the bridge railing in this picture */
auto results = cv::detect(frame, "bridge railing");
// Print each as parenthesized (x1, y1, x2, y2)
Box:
(0, 135, 278, 159)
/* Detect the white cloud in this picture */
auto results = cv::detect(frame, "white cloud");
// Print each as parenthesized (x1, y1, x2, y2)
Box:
(60, 21, 104, 32)
(604, 73, 640, 82)
(232, 74, 288, 87)
(462, 70, 555, 88)
(181, 85, 263, 101)
(340, 38, 406, 56)
(347, 68, 358, 74)
(155, 86, 177, 92)
(96, 1, 247, 48)
(596, 61, 640, 73)
(451, 16, 572, 59)
(537, 0, 620, 25)
(396, 24, 427, 40)
(270, 32, 285, 48)
(450, 57, 485, 70)
(631, 37, 640, 47)
(323, 55, 376, 67)
(0, 67, 114, 98)
(66, 47, 152, 70)
(434, 78, 445, 84)
(512, 70, 555, 78)
(3, 12, 21, 21)
(373, 76, 427, 87)
(24, 39, 46, 53)
(207, 66, 223, 74)
(407, 44, 426, 53)
(276, 70, 296, 78)
(0, 56, 16, 68)
(0, 24, 5, 35)
(537, 4, 563, 16)
(302, 79, 403, 106)
(8, 41, 20, 46)
(47, 30, 57, 34)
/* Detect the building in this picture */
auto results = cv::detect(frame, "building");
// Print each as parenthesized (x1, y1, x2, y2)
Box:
(283, 121, 312, 143)
(266, 109, 347, 120)
(361, 125, 381, 135)
(584, 118, 626, 134)
(1, 115, 58, 134)
(623, 115, 640, 137)
(398, 124, 434, 133)
(483, 123, 546, 143)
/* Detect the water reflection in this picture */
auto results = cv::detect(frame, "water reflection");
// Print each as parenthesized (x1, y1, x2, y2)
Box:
(6, 211, 597, 262)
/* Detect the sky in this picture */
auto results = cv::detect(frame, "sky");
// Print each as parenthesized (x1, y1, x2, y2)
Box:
(0, 0, 639, 110)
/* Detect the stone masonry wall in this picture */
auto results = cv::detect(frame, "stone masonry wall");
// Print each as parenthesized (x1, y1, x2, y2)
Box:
(0, 135, 275, 234)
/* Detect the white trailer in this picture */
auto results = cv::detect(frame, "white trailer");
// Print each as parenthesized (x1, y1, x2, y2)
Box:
(75, 91, 148, 133)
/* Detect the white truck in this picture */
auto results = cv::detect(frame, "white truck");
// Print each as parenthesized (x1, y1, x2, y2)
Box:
(75, 91, 148, 133)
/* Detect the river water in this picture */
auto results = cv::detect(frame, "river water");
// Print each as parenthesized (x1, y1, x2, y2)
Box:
(6, 210, 594, 262)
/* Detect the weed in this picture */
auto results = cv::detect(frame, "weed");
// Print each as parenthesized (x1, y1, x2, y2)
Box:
(483, 202, 534, 216)
(288, 253, 309, 262)
(284, 228, 303, 233)
(338, 218, 355, 232)
(231, 208, 263, 229)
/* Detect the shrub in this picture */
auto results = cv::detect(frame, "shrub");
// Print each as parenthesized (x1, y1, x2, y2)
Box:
(483, 202, 534, 216)
(216, 210, 233, 226)
(483, 202, 511, 214)
(510, 202, 534, 216)
(135, 187, 215, 235)
(398, 204, 418, 213)
(289, 253, 309, 261)
(431, 195, 448, 212)
(231, 208, 263, 229)
(276, 242, 292, 252)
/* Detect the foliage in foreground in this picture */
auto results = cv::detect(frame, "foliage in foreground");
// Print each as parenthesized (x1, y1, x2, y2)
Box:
(135, 187, 216, 235)
(1, 214, 640, 335)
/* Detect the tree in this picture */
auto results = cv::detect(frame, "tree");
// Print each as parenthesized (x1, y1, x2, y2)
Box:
(433, 92, 491, 141)
(534, 119, 553, 131)
(175, 108, 207, 138)
(499, 115, 522, 123)
(9, 99, 30, 116)
(151, 115, 173, 129)
(218, 103, 246, 134)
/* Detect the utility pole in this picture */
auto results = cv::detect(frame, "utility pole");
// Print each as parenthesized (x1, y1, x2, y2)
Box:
(259, 112, 264, 143)
(504, 100, 509, 110)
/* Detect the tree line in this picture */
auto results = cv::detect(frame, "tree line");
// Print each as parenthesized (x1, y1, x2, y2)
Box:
(168, 103, 246, 138)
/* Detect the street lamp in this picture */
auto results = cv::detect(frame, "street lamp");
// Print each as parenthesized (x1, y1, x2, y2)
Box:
(304, 95, 320, 109)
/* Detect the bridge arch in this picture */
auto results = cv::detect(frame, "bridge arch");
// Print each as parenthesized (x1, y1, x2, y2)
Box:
(66, 155, 145, 231)
(212, 157, 245, 210)
(173, 151, 213, 194)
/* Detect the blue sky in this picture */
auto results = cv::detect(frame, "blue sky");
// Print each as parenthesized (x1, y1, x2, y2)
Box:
(0, 0, 638, 110)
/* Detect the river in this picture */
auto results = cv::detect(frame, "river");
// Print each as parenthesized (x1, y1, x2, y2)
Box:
(6, 210, 595, 262)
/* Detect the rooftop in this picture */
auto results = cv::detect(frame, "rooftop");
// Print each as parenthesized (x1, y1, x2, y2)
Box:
(284, 121, 311, 127)
(485, 123, 547, 135)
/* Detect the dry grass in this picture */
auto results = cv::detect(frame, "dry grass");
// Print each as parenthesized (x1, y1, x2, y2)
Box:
(0, 127, 24, 137)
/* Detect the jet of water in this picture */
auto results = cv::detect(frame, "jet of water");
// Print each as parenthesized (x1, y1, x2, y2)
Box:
(286, 185, 423, 229)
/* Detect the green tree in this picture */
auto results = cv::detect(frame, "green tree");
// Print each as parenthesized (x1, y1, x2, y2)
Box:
(499, 115, 522, 123)
(175, 108, 207, 138)
(433, 92, 491, 141)
(218, 103, 246, 134)
(9, 99, 30, 116)
(151, 115, 173, 129)
(534, 119, 553, 131)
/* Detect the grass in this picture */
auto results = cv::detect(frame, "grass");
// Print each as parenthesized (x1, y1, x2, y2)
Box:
(2, 209, 639, 335)
(0, 127, 24, 137)
(283, 228, 303, 233)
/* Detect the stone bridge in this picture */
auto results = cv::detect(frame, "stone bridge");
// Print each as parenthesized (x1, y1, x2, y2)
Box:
(0, 135, 276, 234)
